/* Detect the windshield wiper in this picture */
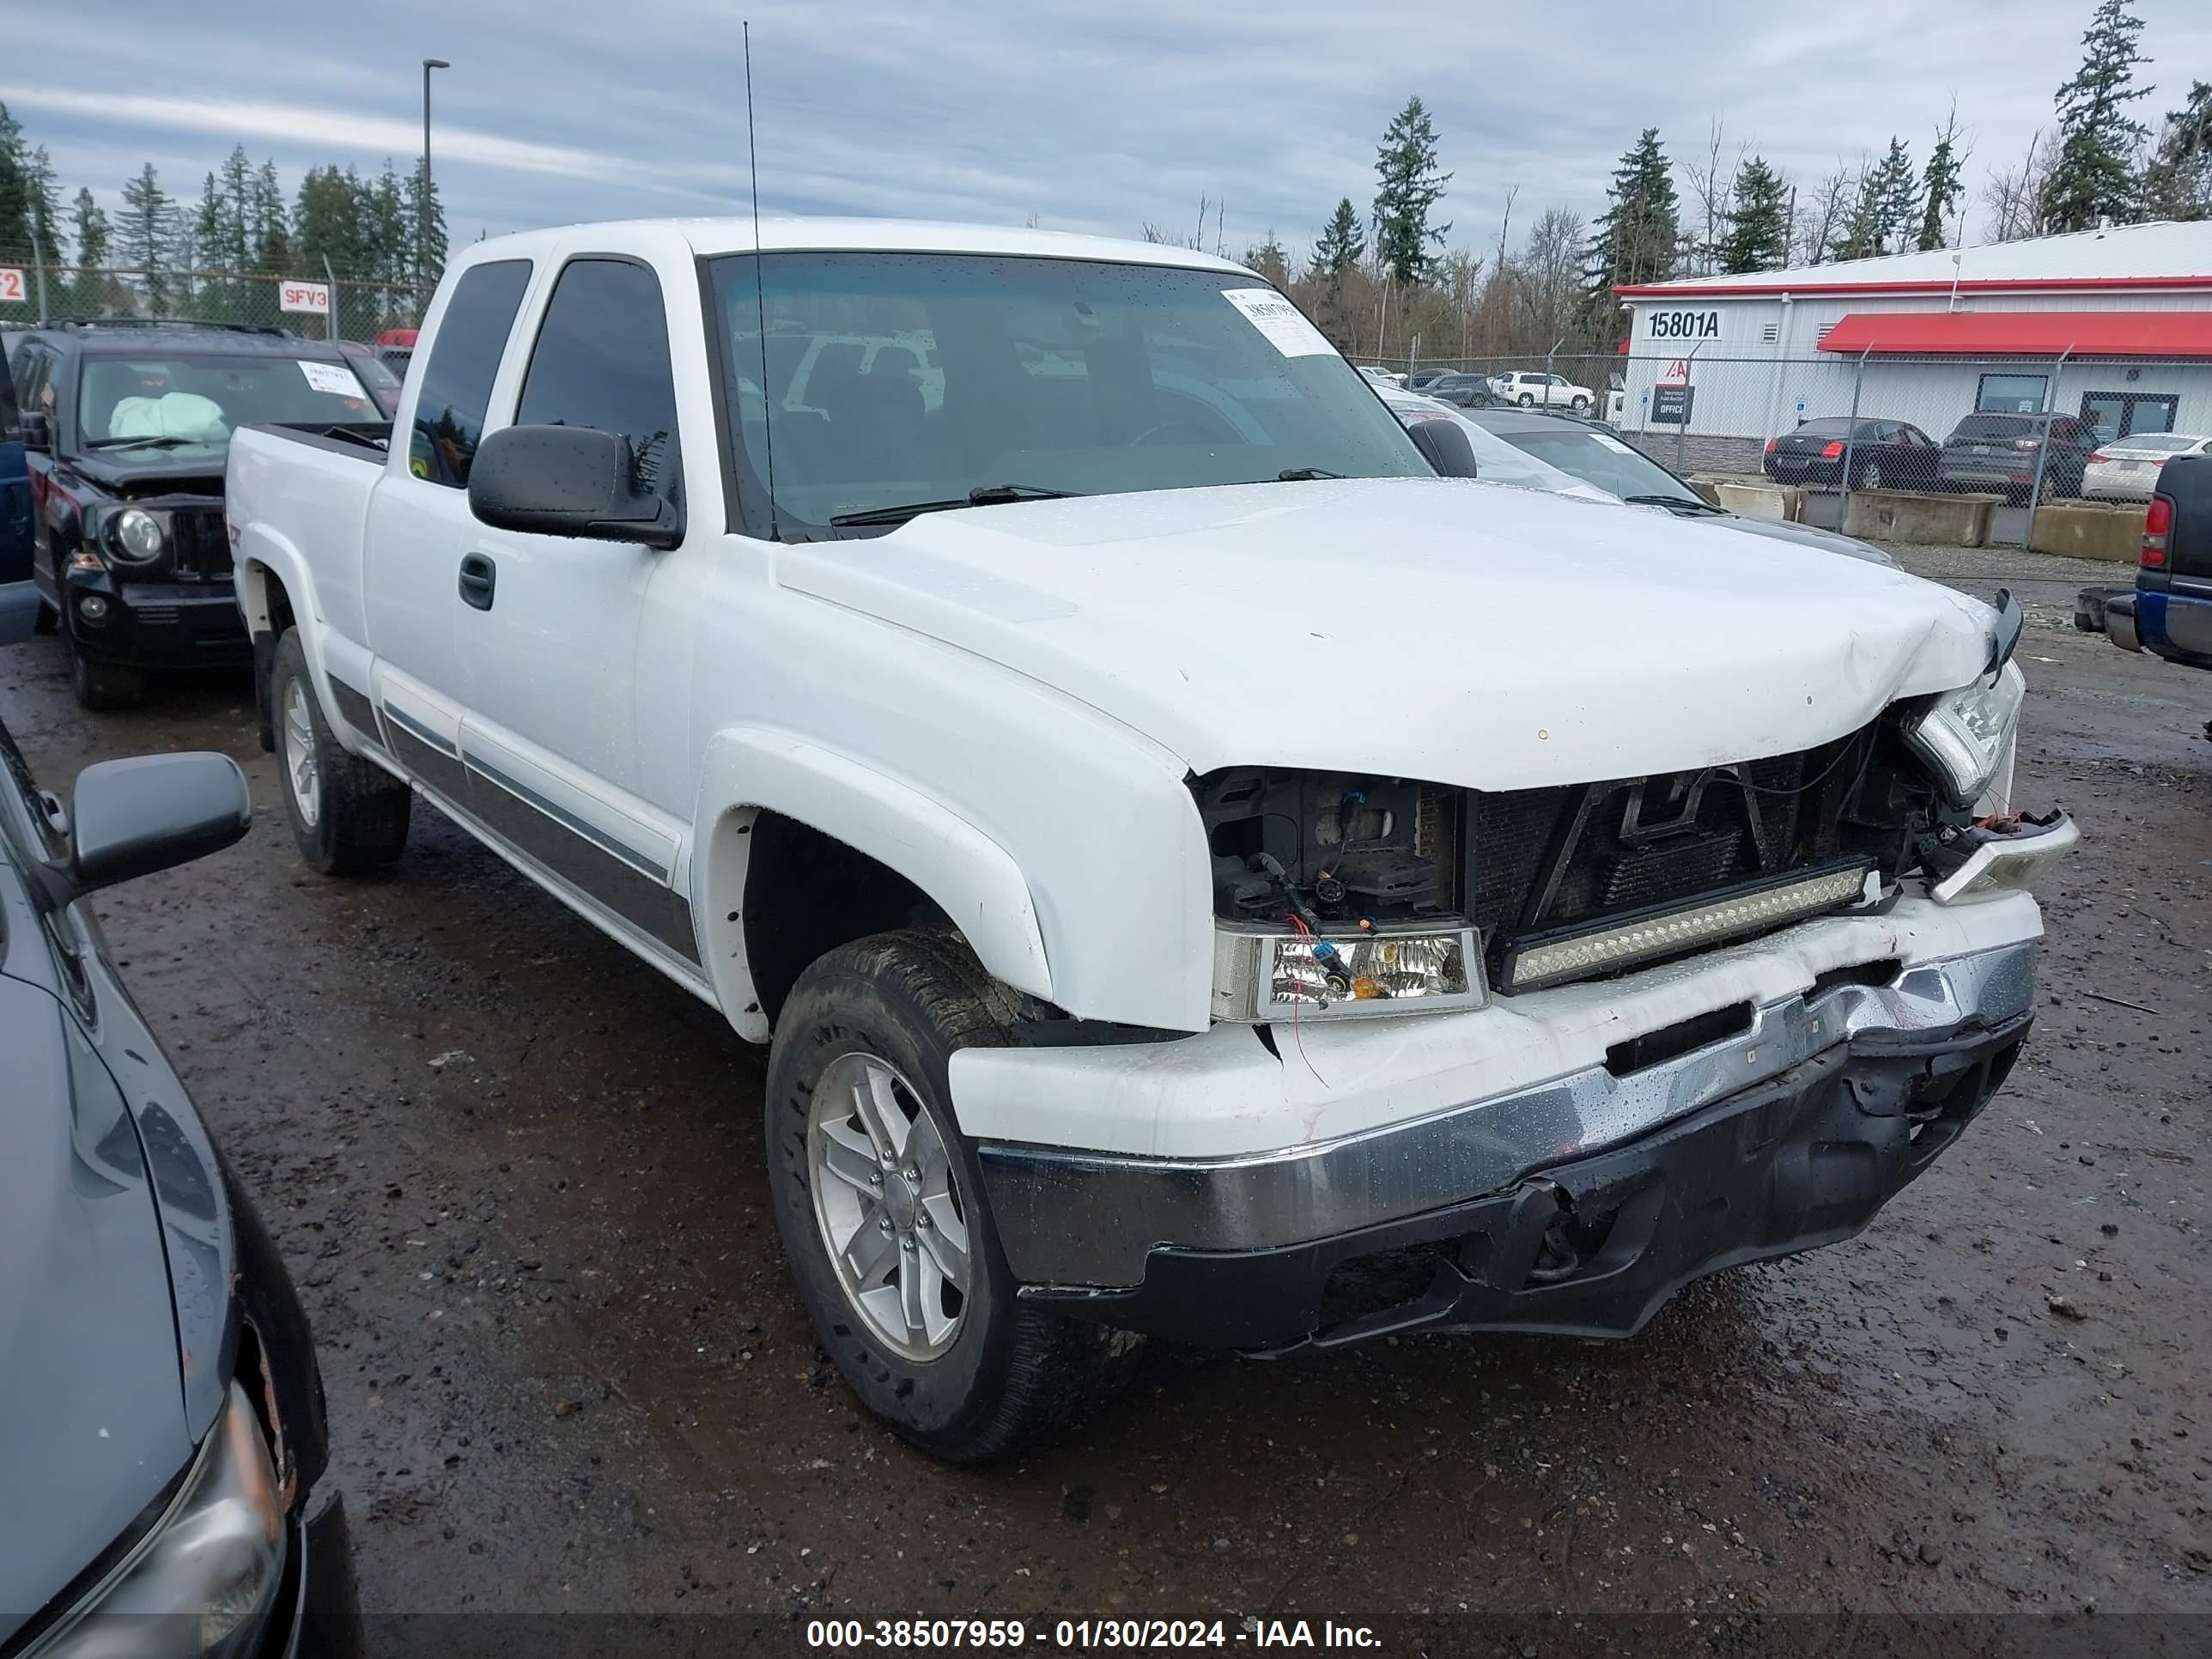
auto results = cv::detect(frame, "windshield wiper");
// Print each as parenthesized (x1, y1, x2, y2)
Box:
(1621, 492, 1724, 514)
(1276, 467, 1345, 481)
(830, 483, 1081, 528)
(82, 434, 200, 453)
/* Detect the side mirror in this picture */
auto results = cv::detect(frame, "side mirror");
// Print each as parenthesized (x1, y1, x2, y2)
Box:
(1408, 418, 1480, 479)
(67, 752, 251, 896)
(467, 424, 683, 550)
(21, 411, 51, 452)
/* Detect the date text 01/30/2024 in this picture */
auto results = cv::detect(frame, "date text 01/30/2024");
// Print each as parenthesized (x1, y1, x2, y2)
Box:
(803, 1618, 1384, 1650)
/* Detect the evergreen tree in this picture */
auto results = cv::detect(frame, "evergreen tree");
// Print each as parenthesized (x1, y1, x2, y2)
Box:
(252, 160, 292, 272)
(1243, 228, 1289, 288)
(401, 161, 447, 289)
(0, 100, 32, 255)
(1370, 96, 1451, 288)
(1716, 155, 1790, 274)
(294, 165, 365, 273)
(2141, 80, 2212, 220)
(1873, 137, 1919, 253)
(2040, 0, 2154, 231)
(1308, 197, 1365, 311)
(1917, 111, 1967, 249)
(1582, 128, 1680, 316)
(118, 163, 176, 310)
(216, 146, 254, 273)
(70, 187, 111, 313)
(365, 161, 411, 289)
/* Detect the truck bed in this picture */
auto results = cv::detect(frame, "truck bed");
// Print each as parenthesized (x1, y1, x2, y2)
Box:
(228, 422, 391, 653)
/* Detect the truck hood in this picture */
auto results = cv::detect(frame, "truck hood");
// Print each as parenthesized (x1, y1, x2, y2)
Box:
(779, 477, 1997, 788)
(0, 975, 194, 1644)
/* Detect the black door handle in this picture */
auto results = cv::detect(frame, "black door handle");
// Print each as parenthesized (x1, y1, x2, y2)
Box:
(459, 552, 496, 611)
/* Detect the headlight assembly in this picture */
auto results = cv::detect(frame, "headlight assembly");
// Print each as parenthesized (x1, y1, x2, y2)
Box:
(1212, 922, 1483, 1021)
(100, 507, 171, 566)
(1901, 661, 2026, 810)
(27, 1382, 288, 1659)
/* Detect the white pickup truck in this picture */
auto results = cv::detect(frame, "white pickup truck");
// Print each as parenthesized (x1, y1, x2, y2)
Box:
(228, 218, 2075, 1461)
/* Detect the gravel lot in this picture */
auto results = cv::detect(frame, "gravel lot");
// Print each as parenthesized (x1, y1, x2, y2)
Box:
(3, 544, 2206, 1656)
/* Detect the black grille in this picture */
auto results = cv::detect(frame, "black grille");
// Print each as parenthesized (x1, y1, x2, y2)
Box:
(168, 509, 232, 581)
(1467, 726, 1871, 990)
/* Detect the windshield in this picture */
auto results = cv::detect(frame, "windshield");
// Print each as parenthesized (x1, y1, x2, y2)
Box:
(1487, 423, 1703, 505)
(1953, 414, 2038, 440)
(708, 253, 1430, 532)
(74, 352, 374, 451)
(2106, 433, 2198, 454)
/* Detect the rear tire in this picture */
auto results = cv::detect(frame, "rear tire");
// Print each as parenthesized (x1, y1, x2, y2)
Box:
(271, 628, 410, 875)
(1570, 395, 1590, 413)
(1517, 392, 1536, 407)
(765, 930, 1142, 1462)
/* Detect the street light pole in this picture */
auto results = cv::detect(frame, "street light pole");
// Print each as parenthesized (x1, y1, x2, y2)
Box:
(420, 58, 450, 292)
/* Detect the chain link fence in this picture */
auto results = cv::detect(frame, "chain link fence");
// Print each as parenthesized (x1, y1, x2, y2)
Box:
(1390, 347, 2210, 548)
(0, 252, 432, 348)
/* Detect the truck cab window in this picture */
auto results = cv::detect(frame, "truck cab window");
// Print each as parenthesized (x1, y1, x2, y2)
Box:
(410, 258, 532, 488)
(516, 258, 680, 495)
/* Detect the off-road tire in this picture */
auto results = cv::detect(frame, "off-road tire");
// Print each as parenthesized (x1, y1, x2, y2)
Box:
(64, 627, 143, 710)
(271, 628, 410, 875)
(765, 929, 1143, 1462)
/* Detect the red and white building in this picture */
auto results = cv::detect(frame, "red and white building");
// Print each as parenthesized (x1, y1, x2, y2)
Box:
(1613, 220, 2212, 450)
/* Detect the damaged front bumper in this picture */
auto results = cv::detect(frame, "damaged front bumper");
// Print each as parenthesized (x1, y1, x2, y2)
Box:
(975, 926, 2039, 1355)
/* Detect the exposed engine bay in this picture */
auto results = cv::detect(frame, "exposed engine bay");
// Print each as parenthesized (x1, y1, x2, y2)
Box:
(1193, 715, 1978, 997)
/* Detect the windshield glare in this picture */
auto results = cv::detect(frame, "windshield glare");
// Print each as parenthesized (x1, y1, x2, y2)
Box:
(1492, 425, 1700, 504)
(75, 353, 374, 449)
(708, 253, 1430, 532)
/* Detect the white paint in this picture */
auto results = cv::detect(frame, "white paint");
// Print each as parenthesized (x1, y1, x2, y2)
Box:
(950, 888, 2047, 1157)
(229, 215, 2028, 1060)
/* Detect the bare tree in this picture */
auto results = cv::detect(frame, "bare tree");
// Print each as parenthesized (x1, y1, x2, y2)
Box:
(1795, 161, 1855, 264)
(1514, 205, 1588, 344)
(1680, 117, 1748, 276)
(1980, 126, 2054, 241)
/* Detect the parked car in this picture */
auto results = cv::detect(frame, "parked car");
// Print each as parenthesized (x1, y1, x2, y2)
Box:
(1357, 363, 1405, 387)
(1462, 406, 1897, 567)
(1424, 371, 1500, 409)
(1936, 411, 2098, 503)
(1, 332, 29, 596)
(229, 217, 2070, 1462)
(12, 319, 382, 709)
(1489, 369, 1595, 410)
(0, 600, 362, 1655)
(1764, 416, 1942, 493)
(1404, 366, 1455, 390)
(2107, 453, 2212, 680)
(2083, 431, 2211, 502)
(338, 338, 405, 416)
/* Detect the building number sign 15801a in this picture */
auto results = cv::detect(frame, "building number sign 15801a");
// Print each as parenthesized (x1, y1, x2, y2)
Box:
(1648, 310, 1721, 340)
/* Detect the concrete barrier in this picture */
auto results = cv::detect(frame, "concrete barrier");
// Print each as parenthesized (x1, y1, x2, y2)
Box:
(1686, 475, 1727, 507)
(2028, 500, 2146, 562)
(1842, 489, 2004, 548)
(1714, 480, 1807, 523)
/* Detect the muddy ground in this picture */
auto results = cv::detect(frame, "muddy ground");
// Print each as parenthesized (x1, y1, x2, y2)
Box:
(3, 545, 2207, 1656)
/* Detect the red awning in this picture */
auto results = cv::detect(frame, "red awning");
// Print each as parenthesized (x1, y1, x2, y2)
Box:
(1818, 309, 2212, 357)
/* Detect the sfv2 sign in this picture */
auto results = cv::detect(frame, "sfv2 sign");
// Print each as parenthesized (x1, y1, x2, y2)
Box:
(279, 280, 331, 316)
(0, 268, 26, 305)
(1647, 309, 1721, 341)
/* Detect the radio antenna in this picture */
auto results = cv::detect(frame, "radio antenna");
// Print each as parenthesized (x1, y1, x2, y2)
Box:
(744, 20, 779, 540)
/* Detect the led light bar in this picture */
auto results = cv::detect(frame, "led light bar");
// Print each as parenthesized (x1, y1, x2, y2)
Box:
(1498, 860, 1875, 994)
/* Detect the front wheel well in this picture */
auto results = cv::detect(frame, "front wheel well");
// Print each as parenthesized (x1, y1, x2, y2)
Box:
(739, 811, 955, 1030)
(240, 562, 299, 753)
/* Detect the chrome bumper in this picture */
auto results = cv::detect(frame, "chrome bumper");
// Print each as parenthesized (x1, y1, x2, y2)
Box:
(977, 940, 2036, 1288)
(2106, 592, 2142, 653)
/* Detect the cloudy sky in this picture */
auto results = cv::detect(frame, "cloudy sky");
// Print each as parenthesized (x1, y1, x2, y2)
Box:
(4, 0, 2207, 265)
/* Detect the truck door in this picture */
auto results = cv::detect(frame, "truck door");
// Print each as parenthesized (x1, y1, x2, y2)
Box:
(449, 253, 700, 971)
(362, 256, 536, 789)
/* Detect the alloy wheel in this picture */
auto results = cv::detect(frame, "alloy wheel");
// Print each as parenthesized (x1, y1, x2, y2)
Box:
(283, 680, 321, 829)
(806, 1051, 971, 1359)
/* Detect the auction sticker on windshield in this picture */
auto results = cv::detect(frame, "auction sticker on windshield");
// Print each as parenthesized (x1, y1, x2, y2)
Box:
(297, 360, 362, 398)
(1221, 287, 1334, 357)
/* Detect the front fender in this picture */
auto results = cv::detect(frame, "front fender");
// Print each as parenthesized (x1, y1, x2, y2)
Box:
(693, 726, 1054, 1042)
